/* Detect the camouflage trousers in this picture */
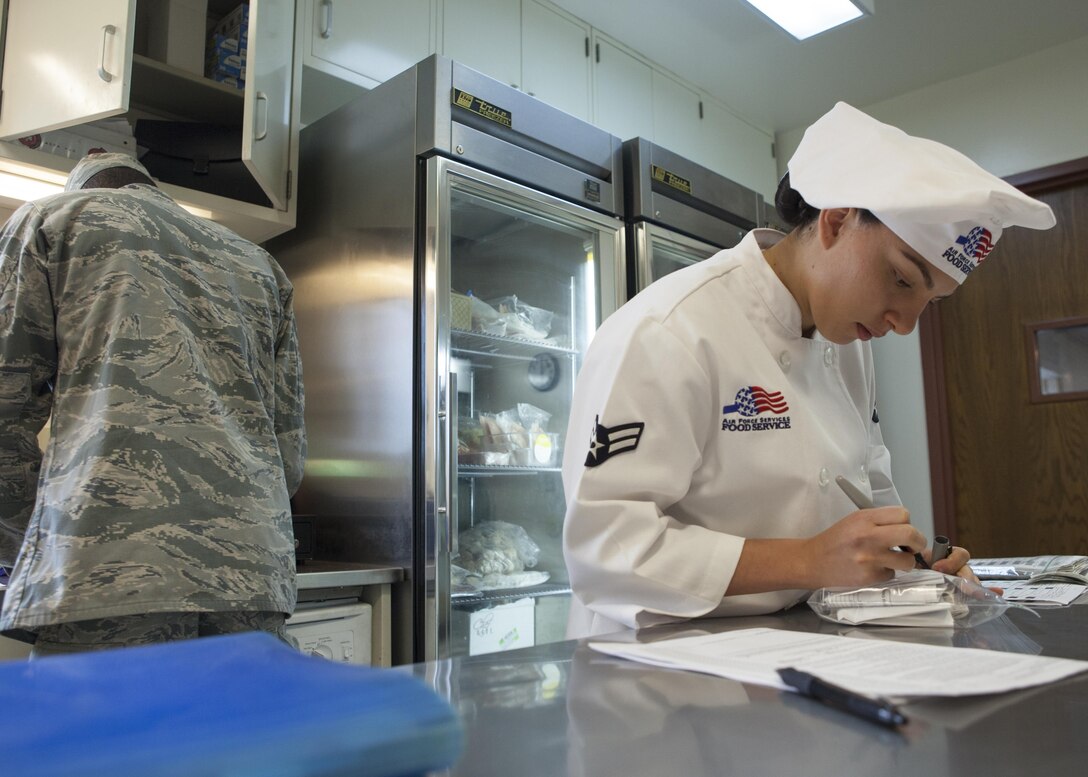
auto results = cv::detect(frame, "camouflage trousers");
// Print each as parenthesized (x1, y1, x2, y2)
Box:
(30, 611, 296, 659)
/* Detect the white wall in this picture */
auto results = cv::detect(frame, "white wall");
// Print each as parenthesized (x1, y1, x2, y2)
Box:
(775, 35, 1088, 538)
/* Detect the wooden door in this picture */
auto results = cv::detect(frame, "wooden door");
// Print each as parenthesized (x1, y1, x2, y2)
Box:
(923, 165, 1088, 555)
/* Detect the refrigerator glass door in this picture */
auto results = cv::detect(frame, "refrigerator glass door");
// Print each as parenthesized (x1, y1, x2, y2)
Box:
(634, 222, 722, 292)
(425, 158, 624, 659)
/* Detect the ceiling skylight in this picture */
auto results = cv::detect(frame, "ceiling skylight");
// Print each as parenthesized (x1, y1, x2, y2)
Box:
(743, 0, 868, 41)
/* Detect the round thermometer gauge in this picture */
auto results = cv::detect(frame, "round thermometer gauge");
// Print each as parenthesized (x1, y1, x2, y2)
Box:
(527, 353, 560, 391)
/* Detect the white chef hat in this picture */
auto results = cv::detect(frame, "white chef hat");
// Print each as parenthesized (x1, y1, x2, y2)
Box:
(64, 152, 153, 192)
(787, 102, 1056, 284)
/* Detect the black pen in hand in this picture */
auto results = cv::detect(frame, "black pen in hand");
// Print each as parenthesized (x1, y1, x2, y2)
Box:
(835, 475, 929, 570)
(778, 667, 908, 728)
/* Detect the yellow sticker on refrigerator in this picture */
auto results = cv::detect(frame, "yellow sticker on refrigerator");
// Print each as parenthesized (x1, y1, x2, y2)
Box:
(451, 89, 513, 129)
(651, 165, 693, 196)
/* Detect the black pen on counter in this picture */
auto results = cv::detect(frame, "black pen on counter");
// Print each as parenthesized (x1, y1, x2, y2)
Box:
(835, 475, 930, 570)
(778, 667, 908, 728)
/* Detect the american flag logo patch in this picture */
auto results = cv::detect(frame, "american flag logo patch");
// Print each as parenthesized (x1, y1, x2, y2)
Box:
(722, 386, 789, 417)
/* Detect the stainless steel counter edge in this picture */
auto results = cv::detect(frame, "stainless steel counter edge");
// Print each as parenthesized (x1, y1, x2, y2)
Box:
(295, 561, 404, 590)
(0, 564, 404, 607)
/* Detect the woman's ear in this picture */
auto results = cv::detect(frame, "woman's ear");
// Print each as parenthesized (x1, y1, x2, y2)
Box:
(817, 207, 851, 249)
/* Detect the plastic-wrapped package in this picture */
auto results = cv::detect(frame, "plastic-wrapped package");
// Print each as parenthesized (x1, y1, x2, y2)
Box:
(457, 521, 541, 575)
(467, 406, 557, 467)
(487, 295, 555, 341)
(467, 294, 507, 336)
(807, 570, 1034, 628)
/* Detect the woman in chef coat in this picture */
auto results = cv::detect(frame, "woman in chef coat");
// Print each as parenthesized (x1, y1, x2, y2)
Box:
(561, 102, 1056, 638)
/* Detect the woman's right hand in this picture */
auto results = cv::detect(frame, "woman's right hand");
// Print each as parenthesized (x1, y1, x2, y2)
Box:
(801, 507, 928, 588)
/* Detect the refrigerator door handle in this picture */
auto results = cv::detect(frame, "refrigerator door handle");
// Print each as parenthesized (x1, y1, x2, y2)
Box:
(442, 371, 458, 558)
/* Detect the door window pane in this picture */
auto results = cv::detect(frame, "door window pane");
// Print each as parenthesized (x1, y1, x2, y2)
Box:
(1030, 320, 1088, 399)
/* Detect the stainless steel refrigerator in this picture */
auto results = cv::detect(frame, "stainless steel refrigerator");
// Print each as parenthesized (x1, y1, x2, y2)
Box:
(622, 138, 762, 297)
(268, 56, 625, 663)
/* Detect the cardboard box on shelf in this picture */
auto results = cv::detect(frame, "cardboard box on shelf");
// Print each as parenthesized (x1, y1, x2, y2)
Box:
(459, 597, 535, 656)
(451, 292, 472, 330)
(209, 73, 245, 90)
(212, 3, 249, 40)
(144, 0, 209, 76)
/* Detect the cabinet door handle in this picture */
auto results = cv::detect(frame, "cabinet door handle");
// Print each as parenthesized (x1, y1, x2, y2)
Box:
(98, 24, 117, 82)
(320, 0, 333, 39)
(254, 92, 269, 140)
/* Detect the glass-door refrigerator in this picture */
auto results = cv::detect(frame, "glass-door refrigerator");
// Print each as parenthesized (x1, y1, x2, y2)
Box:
(623, 138, 763, 297)
(268, 56, 625, 663)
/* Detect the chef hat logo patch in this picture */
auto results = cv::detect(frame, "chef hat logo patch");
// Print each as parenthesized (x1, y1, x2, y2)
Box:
(584, 415, 645, 468)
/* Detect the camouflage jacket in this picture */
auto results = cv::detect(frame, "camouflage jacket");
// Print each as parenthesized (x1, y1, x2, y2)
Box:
(0, 184, 305, 633)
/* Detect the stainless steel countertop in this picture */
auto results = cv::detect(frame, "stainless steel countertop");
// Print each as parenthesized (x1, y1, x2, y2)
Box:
(295, 560, 403, 589)
(407, 604, 1088, 777)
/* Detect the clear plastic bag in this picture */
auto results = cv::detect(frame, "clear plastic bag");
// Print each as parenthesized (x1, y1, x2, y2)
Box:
(487, 295, 555, 341)
(467, 294, 507, 336)
(457, 521, 541, 575)
(807, 569, 1034, 629)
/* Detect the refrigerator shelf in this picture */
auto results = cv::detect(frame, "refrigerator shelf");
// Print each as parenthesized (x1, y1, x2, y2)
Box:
(451, 329, 578, 359)
(451, 582, 572, 606)
(458, 464, 561, 476)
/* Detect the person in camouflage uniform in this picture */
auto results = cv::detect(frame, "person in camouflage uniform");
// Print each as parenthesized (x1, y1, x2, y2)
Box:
(0, 153, 306, 657)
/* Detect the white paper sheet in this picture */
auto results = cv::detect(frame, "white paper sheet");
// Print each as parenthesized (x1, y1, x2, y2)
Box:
(996, 581, 1088, 606)
(589, 627, 1088, 699)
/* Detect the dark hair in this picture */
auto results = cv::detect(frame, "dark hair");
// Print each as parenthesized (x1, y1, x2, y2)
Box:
(773, 172, 878, 231)
(81, 167, 155, 190)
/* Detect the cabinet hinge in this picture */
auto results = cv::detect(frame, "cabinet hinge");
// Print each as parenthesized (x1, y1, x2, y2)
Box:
(286, 169, 293, 201)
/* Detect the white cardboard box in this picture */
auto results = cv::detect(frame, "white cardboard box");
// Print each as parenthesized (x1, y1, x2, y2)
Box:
(466, 597, 535, 656)
(145, 0, 208, 76)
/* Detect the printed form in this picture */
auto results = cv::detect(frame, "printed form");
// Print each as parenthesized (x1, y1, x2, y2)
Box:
(591, 627, 1088, 699)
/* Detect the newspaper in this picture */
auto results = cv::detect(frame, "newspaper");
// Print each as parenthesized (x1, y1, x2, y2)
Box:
(970, 555, 1088, 584)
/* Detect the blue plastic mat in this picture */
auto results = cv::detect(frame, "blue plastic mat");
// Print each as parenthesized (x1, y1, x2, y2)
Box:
(1, 632, 462, 777)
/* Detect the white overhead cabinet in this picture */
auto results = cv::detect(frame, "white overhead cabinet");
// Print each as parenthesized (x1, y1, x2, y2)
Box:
(521, 0, 591, 121)
(294, 0, 776, 196)
(698, 97, 777, 198)
(439, 0, 591, 124)
(306, 0, 435, 88)
(0, 0, 300, 243)
(651, 69, 703, 165)
(591, 33, 654, 143)
(0, 0, 137, 138)
(441, 0, 521, 89)
(299, 0, 435, 125)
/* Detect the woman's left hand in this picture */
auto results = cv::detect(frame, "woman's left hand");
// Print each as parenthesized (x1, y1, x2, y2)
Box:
(930, 546, 1003, 595)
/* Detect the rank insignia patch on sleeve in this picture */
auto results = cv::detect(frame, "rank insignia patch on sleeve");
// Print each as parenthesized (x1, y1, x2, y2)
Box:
(584, 415, 645, 467)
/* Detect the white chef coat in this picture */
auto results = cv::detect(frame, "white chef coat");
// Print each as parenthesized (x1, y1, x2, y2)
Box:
(562, 229, 900, 638)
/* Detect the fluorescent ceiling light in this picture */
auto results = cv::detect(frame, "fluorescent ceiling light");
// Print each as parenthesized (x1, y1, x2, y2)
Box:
(744, 0, 867, 41)
(0, 171, 64, 202)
